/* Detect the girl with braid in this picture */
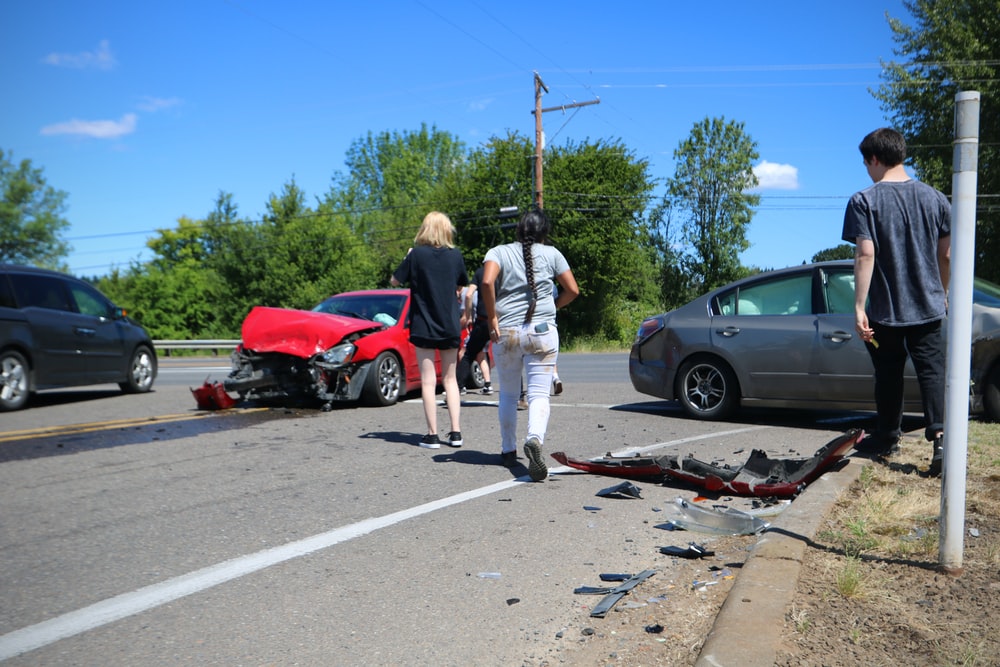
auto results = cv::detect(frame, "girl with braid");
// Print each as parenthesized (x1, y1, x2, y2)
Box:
(481, 209, 579, 479)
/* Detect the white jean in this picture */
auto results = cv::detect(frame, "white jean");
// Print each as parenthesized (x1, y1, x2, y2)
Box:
(493, 323, 559, 453)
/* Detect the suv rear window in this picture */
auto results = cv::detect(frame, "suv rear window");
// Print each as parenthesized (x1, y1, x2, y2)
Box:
(0, 274, 15, 309)
(8, 274, 74, 312)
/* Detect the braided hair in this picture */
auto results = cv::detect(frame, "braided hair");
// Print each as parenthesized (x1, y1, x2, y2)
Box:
(516, 209, 551, 324)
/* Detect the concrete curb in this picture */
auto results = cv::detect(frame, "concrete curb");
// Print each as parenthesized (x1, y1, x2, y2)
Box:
(694, 455, 866, 667)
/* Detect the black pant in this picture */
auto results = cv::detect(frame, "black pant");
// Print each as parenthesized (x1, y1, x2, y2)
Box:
(457, 318, 491, 388)
(867, 320, 945, 442)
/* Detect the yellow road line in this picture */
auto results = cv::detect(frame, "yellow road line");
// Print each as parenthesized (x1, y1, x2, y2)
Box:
(0, 408, 269, 443)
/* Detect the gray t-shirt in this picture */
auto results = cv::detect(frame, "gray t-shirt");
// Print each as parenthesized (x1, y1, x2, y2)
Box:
(841, 179, 951, 326)
(484, 242, 570, 328)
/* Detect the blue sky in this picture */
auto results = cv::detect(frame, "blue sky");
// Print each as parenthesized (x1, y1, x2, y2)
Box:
(2, 0, 911, 277)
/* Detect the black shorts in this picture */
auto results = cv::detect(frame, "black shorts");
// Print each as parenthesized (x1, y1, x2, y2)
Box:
(410, 335, 460, 350)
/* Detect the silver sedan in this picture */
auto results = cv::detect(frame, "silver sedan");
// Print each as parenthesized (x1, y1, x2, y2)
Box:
(629, 261, 1000, 421)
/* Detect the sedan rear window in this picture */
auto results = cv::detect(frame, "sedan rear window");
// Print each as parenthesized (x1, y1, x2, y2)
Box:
(717, 274, 812, 316)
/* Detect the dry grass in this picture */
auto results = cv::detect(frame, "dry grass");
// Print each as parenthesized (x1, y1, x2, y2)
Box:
(813, 420, 1000, 607)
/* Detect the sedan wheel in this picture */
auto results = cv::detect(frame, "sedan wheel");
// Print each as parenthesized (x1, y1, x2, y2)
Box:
(0, 350, 30, 412)
(363, 351, 402, 406)
(676, 356, 739, 420)
(119, 345, 156, 393)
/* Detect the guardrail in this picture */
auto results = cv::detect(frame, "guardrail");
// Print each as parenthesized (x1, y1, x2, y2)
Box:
(153, 340, 240, 356)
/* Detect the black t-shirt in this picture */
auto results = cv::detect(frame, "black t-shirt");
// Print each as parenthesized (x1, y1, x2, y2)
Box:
(393, 245, 468, 342)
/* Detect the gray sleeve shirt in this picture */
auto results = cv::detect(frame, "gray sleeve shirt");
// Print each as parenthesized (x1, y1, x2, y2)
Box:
(841, 179, 951, 326)
(484, 242, 570, 329)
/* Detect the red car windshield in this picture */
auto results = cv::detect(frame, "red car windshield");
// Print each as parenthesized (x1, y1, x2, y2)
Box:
(312, 294, 407, 326)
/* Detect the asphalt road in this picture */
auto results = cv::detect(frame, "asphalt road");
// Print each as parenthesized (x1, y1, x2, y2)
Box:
(0, 353, 869, 665)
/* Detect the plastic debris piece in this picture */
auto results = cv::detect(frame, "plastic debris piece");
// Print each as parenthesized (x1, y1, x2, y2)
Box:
(553, 429, 863, 497)
(600, 573, 633, 582)
(645, 624, 664, 634)
(583, 505, 602, 511)
(596, 481, 643, 499)
(969, 527, 980, 537)
(653, 521, 679, 531)
(665, 497, 769, 536)
(576, 570, 657, 618)
(191, 379, 237, 410)
(659, 542, 715, 559)
(506, 598, 520, 606)
(477, 572, 501, 579)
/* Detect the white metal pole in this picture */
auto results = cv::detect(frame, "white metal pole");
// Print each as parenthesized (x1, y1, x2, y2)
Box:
(940, 91, 980, 573)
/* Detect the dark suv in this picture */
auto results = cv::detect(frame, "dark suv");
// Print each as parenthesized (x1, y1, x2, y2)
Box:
(0, 264, 157, 411)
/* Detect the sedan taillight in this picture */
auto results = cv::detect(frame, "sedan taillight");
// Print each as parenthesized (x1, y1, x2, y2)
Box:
(635, 317, 663, 343)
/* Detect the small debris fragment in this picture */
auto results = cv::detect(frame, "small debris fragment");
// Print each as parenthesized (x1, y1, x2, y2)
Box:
(645, 624, 664, 634)
(506, 598, 520, 606)
(596, 481, 643, 499)
(659, 542, 715, 559)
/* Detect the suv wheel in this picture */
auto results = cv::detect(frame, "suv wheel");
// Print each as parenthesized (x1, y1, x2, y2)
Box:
(0, 350, 30, 411)
(119, 345, 156, 393)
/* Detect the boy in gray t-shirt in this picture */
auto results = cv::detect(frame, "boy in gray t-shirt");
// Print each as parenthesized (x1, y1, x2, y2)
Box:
(841, 128, 950, 475)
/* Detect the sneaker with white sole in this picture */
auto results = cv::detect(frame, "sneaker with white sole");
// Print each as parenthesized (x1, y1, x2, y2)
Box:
(448, 431, 464, 448)
(524, 437, 547, 481)
(419, 434, 442, 449)
(552, 378, 563, 395)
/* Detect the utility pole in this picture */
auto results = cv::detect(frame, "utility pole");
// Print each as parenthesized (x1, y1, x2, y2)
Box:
(531, 71, 600, 209)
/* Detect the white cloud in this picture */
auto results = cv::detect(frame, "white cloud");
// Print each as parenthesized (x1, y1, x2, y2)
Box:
(137, 96, 182, 112)
(753, 160, 799, 190)
(40, 113, 138, 139)
(42, 39, 117, 70)
(468, 97, 494, 112)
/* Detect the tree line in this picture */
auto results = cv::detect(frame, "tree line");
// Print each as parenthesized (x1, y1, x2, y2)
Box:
(2, 1, 996, 347)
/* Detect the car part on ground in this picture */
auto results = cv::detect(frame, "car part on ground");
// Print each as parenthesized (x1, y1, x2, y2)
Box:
(551, 429, 864, 498)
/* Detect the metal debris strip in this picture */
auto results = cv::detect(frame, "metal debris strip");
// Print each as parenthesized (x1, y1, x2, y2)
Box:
(665, 497, 770, 536)
(574, 569, 657, 618)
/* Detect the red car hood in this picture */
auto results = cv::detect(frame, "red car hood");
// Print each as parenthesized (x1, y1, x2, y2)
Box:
(240, 306, 382, 358)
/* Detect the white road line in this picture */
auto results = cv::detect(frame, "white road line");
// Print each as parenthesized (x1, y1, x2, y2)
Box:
(0, 426, 763, 660)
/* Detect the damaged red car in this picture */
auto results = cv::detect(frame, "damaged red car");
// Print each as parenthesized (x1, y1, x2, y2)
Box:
(225, 289, 476, 408)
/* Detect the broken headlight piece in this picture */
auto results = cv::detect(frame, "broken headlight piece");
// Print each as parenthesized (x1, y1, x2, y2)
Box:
(320, 342, 356, 366)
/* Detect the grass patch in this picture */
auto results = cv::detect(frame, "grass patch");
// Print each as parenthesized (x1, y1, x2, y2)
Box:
(834, 556, 866, 598)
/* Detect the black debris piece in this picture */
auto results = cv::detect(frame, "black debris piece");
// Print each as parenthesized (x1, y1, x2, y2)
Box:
(659, 542, 715, 559)
(575, 569, 656, 618)
(596, 481, 643, 499)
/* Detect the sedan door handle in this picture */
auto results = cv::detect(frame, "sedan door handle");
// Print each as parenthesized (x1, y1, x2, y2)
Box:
(715, 326, 741, 337)
(824, 330, 854, 343)
(74, 327, 96, 337)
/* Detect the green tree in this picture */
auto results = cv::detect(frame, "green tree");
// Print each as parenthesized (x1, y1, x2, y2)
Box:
(436, 131, 536, 263)
(326, 124, 467, 278)
(663, 117, 760, 295)
(812, 244, 856, 262)
(0, 149, 71, 268)
(97, 213, 236, 339)
(543, 139, 659, 343)
(205, 181, 378, 328)
(438, 132, 660, 343)
(875, 0, 1000, 282)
